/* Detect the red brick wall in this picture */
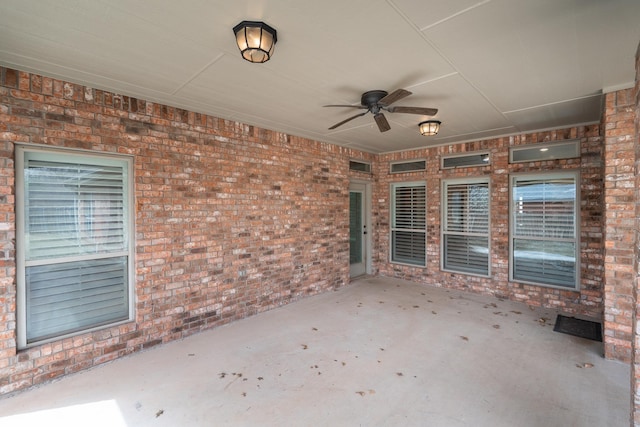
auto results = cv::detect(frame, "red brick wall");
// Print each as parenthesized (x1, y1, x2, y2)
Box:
(0, 64, 633, 398)
(632, 42, 640, 426)
(0, 67, 366, 394)
(375, 127, 605, 318)
(603, 88, 636, 363)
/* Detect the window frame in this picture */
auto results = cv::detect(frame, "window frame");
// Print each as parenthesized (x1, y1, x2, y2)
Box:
(390, 181, 427, 267)
(441, 151, 491, 169)
(441, 177, 491, 277)
(508, 170, 580, 290)
(389, 159, 426, 174)
(15, 144, 135, 348)
(509, 140, 580, 163)
(349, 159, 372, 173)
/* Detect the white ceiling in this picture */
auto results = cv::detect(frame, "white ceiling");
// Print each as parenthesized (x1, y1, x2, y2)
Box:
(0, 0, 639, 153)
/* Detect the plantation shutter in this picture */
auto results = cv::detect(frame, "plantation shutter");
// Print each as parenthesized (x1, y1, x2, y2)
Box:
(443, 181, 489, 275)
(391, 183, 426, 266)
(511, 176, 577, 288)
(22, 153, 130, 344)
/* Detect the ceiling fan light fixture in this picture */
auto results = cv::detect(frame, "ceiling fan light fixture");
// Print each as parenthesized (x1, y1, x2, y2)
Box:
(419, 120, 441, 136)
(233, 21, 277, 63)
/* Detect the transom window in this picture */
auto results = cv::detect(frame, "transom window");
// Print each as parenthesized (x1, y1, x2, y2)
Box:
(16, 146, 134, 348)
(442, 178, 490, 276)
(509, 172, 579, 289)
(390, 182, 426, 266)
(390, 160, 426, 174)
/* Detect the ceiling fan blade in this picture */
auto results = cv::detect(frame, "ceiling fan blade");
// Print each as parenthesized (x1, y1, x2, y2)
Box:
(323, 104, 368, 109)
(328, 111, 368, 129)
(378, 89, 412, 106)
(374, 113, 391, 132)
(387, 106, 438, 116)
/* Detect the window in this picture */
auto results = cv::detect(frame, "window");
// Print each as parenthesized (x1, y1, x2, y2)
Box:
(442, 179, 490, 276)
(390, 160, 426, 173)
(510, 140, 580, 163)
(509, 172, 579, 289)
(441, 152, 490, 169)
(349, 160, 371, 173)
(16, 146, 134, 348)
(391, 182, 426, 266)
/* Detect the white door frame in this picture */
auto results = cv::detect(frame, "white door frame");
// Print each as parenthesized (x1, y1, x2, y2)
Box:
(349, 180, 372, 277)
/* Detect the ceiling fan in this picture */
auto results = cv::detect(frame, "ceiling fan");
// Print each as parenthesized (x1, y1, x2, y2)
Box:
(324, 89, 438, 132)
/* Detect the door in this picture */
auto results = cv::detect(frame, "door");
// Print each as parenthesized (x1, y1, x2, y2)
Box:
(350, 182, 369, 277)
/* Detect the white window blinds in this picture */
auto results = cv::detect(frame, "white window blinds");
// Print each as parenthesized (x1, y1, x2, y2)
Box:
(25, 160, 127, 260)
(18, 148, 132, 346)
(391, 182, 426, 266)
(510, 174, 578, 289)
(442, 180, 490, 275)
(26, 257, 129, 342)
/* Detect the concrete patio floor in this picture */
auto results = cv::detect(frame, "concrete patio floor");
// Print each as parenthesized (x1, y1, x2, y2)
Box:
(0, 276, 630, 426)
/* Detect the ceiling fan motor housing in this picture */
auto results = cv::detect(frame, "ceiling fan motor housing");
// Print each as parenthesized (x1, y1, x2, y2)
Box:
(361, 90, 388, 108)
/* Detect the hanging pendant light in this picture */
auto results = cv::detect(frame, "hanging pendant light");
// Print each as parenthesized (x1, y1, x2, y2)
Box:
(233, 21, 278, 63)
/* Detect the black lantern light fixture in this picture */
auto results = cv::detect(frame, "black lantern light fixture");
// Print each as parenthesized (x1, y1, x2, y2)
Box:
(419, 120, 441, 136)
(233, 21, 278, 63)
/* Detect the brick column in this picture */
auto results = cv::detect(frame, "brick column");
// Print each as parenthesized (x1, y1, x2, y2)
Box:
(603, 88, 636, 363)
